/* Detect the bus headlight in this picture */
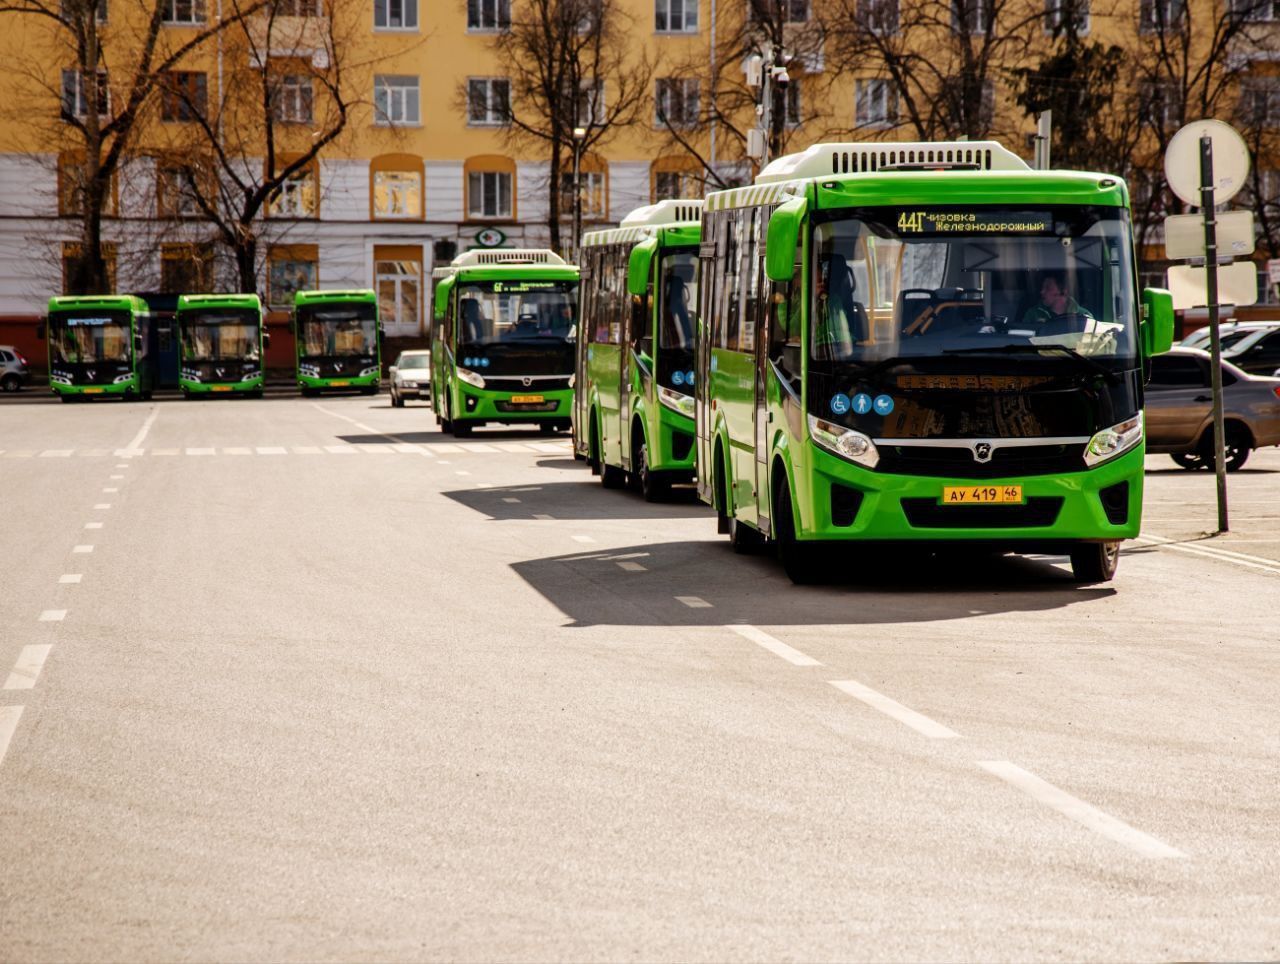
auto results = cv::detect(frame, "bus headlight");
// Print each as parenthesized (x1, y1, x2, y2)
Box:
(808, 414, 879, 469)
(658, 385, 695, 417)
(50, 373, 71, 386)
(113, 373, 133, 384)
(299, 363, 320, 378)
(359, 366, 378, 378)
(1084, 412, 1143, 466)
(457, 367, 485, 389)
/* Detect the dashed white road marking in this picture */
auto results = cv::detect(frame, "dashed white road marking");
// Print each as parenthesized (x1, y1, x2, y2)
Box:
(533, 514, 554, 521)
(102, 487, 118, 493)
(496, 442, 533, 453)
(84, 522, 103, 530)
(109, 474, 124, 479)
(72, 545, 93, 554)
(465, 443, 499, 453)
(617, 561, 647, 572)
(829, 679, 961, 739)
(571, 534, 595, 543)
(38, 610, 66, 622)
(223, 447, 252, 456)
(502, 497, 521, 504)
(93, 504, 111, 510)
(432, 444, 464, 454)
(0, 706, 23, 767)
(59, 574, 81, 584)
(186, 447, 216, 456)
(123, 406, 160, 455)
(1137, 533, 1280, 577)
(456, 470, 471, 476)
(256, 446, 287, 455)
(115, 463, 129, 469)
(5, 645, 52, 690)
(979, 761, 1187, 859)
(324, 444, 356, 455)
(730, 625, 822, 667)
(676, 595, 712, 609)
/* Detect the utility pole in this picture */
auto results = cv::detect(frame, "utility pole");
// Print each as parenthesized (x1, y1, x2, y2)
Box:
(1200, 136, 1229, 532)
(571, 126, 586, 264)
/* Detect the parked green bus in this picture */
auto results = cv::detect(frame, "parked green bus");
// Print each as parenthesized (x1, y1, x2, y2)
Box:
(431, 250, 578, 437)
(177, 293, 266, 397)
(576, 200, 703, 500)
(292, 289, 382, 396)
(696, 141, 1175, 584)
(45, 294, 155, 401)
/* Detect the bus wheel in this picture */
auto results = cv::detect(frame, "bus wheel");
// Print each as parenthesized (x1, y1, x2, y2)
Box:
(588, 417, 602, 476)
(1069, 540, 1120, 583)
(452, 420, 472, 438)
(59, 394, 73, 404)
(300, 387, 316, 398)
(599, 424, 626, 488)
(775, 483, 821, 585)
(633, 436, 669, 502)
(141, 391, 153, 401)
(729, 518, 766, 554)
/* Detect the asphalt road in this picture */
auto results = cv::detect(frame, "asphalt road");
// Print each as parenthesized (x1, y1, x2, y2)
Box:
(1, 393, 1278, 962)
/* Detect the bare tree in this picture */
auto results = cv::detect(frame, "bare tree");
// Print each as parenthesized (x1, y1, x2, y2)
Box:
(0, 0, 264, 294)
(468, 0, 653, 249)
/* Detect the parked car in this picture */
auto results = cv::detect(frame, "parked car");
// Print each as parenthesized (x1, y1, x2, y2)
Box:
(1181, 320, 1280, 375)
(1145, 347, 1280, 471)
(0, 345, 30, 392)
(389, 350, 431, 407)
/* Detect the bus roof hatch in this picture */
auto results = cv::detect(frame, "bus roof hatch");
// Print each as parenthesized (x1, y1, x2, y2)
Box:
(756, 141, 1030, 183)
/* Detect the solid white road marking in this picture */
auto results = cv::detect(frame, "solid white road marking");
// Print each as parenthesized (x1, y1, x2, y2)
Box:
(979, 761, 1187, 859)
(310, 403, 379, 434)
(84, 522, 103, 530)
(4, 645, 52, 690)
(186, 447, 216, 456)
(256, 446, 287, 455)
(676, 596, 712, 608)
(730, 625, 822, 667)
(59, 575, 81, 584)
(93, 504, 111, 510)
(829, 679, 961, 739)
(0, 706, 23, 767)
(324, 445, 356, 455)
(1138, 533, 1280, 577)
(39, 610, 66, 622)
(123, 406, 160, 455)
(571, 535, 595, 543)
(72, 545, 93, 554)
(617, 561, 647, 572)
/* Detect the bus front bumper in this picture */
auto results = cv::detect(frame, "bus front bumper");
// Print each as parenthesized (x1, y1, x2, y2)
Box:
(297, 373, 380, 391)
(51, 381, 135, 397)
(182, 375, 264, 394)
(652, 402, 697, 472)
(797, 442, 1145, 544)
(455, 385, 573, 424)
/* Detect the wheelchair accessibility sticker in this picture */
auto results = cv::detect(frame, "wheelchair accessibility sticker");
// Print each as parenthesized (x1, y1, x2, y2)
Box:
(830, 393, 851, 415)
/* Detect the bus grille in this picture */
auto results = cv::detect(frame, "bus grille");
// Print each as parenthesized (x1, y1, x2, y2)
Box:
(876, 443, 1086, 479)
(900, 497, 1064, 529)
(496, 401, 559, 413)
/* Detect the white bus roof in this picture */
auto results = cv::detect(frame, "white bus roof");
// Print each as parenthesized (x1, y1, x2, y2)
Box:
(447, 248, 567, 267)
(583, 199, 703, 248)
(755, 140, 1030, 184)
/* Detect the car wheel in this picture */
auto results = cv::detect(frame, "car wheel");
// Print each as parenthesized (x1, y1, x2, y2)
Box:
(1, 374, 20, 392)
(1069, 540, 1120, 583)
(1170, 452, 1203, 470)
(1199, 424, 1252, 472)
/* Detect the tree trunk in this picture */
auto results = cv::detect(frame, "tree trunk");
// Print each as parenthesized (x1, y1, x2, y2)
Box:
(235, 231, 258, 294)
(547, 141, 563, 253)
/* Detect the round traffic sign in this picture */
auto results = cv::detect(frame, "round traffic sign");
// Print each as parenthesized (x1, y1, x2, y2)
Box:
(1164, 119, 1250, 207)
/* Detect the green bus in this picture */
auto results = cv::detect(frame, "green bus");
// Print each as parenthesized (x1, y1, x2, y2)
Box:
(177, 293, 267, 397)
(431, 249, 578, 437)
(696, 141, 1174, 584)
(292, 289, 382, 396)
(575, 199, 703, 500)
(45, 294, 155, 401)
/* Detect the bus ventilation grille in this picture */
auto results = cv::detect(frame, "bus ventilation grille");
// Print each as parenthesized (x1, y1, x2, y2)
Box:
(474, 251, 552, 264)
(674, 204, 700, 223)
(829, 147, 993, 174)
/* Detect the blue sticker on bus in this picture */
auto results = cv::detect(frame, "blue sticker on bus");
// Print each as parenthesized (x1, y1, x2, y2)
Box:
(480, 357, 490, 367)
(873, 394, 894, 416)
(830, 393, 851, 415)
(711, 356, 718, 371)
(672, 370, 685, 386)
(685, 370, 695, 386)
(853, 393, 873, 415)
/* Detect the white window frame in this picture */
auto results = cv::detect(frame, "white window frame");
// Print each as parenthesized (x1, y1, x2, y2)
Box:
(655, 77, 699, 128)
(376, 258, 421, 333)
(273, 74, 313, 124)
(859, 0, 899, 33)
(467, 170, 513, 219)
(374, 0, 416, 30)
(1044, 0, 1090, 31)
(855, 78, 896, 128)
(467, 0, 509, 30)
(162, 0, 205, 24)
(373, 169, 422, 219)
(1241, 79, 1280, 127)
(269, 166, 317, 218)
(655, 0, 698, 31)
(1140, 0, 1185, 30)
(374, 74, 420, 126)
(950, 0, 989, 32)
(156, 163, 203, 218)
(467, 77, 509, 125)
(782, 78, 802, 128)
(61, 69, 110, 119)
(559, 169, 608, 220)
(653, 169, 700, 202)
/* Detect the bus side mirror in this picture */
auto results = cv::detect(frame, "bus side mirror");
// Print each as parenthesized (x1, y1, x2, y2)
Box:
(433, 279, 452, 321)
(627, 239, 657, 297)
(766, 198, 807, 283)
(1141, 287, 1174, 357)
(36, 320, 46, 340)
(133, 334, 143, 351)
(263, 330, 272, 347)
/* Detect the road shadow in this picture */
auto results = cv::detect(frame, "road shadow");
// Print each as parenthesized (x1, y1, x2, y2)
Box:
(334, 428, 571, 445)
(443, 480, 706, 521)
(511, 538, 1115, 627)
(536, 457, 586, 470)
(1145, 465, 1280, 475)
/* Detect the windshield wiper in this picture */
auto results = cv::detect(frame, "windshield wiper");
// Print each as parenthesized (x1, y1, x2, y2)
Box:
(942, 343, 1120, 384)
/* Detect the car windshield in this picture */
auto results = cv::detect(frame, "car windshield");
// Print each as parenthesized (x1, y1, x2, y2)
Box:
(810, 205, 1138, 368)
(297, 304, 377, 357)
(49, 311, 131, 363)
(456, 280, 577, 347)
(398, 354, 429, 369)
(180, 309, 260, 362)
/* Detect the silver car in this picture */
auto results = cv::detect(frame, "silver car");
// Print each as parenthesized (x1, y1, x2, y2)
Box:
(1145, 347, 1280, 470)
(1, 344, 30, 392)
(389, 350, 431, 407)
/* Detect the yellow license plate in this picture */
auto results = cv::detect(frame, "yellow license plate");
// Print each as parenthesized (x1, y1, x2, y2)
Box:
(331, 380, 350, 386)
(942, 485, 1024, 505)
(511, 394, 544, 404)
(83, 387, 104, 394)
(212, 385, 232, 392)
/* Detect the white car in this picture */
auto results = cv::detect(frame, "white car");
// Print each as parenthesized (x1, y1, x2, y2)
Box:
(389, 350, 431, 407)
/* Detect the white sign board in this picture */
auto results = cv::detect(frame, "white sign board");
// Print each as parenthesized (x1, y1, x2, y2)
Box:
(1269, 259, 1280, 285)
(1163, 210, 1256, 261)
(1164, 120, 1250, 207)
(1167, 261, 1258, 310)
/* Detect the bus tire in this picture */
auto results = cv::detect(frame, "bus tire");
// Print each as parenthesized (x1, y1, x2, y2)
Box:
(633, 430, 669, 502)
(729, 517, 766, 554)
(59, 394, 73, 403)
(452, 420, 472, 438)
(713, 445, 730, 534)
(1069, 540, 1120, 583)
(774, 480, 820, 585)
(300, 387, 317, 398)
(588, 412, 602, 476)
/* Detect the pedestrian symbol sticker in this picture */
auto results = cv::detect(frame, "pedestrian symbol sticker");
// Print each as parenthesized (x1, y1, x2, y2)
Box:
(685, 370, 696, 386)
(853, 393, 873, 415)
(873, 394, 894, 416)
(830, 393, 851, 415)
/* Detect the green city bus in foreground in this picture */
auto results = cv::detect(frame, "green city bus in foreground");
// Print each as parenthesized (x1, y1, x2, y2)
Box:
(575, 199, 703, 500)
(431, 250, 578, 436)
(292, 289, 382, 396)
(45, 294, 155, 401)
(696, 141, 1175, 584)
(177, 293, 266, 397)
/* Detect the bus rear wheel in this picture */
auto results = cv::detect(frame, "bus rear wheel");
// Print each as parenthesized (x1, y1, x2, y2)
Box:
(1069, 540, 1120, 583)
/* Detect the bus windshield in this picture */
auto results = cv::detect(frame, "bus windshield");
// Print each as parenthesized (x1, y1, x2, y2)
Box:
(659, 249, 698, 352)
(180, 309, 260, 362)
(297, 304, 377, 358)
(456, 280, 577, 347)
(49, 311, 132, 363)
(810, 205, 1137, 368)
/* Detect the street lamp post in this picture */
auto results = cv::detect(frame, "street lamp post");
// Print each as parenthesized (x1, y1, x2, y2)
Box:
(571, 126, 587, 263)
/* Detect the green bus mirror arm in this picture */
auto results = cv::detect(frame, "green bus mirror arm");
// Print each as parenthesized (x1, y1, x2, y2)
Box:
(1140, 287, 1174, 357)
(627, 239, 658, 297)
(766, 197, 808, 283)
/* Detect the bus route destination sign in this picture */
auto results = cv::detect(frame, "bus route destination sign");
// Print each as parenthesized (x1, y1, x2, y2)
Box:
(896, 211, 1052, 235)
(492, 281, 561, 293)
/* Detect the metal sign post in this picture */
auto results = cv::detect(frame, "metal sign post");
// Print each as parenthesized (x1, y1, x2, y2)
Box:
(1199, 137, 1229, 532)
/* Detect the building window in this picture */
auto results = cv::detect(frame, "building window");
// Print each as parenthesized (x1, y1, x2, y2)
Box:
(1045, 0, 1089, 31)
(951, 0, 990, 32)
(160, 243, 214, 294)
(374, 246, 422, 333)
(61, 242, 117, 294)
(268, 245, 318, 307)
(160, 71, 207, 122)
(1240, 79, 1280, 128)
(162, 0, 205, 24)
(468, 170, 513, 218)
(156, 159, 204, 218)
(1140, 81, 1181, 130)
(566, 79, 606, 126)
(780, 78, 802, 127)
(58, 152, 117, 216)
(651, 163, 701, 202)
(373, 170, 422, 219)
(750, 0, 808, 21)
(655, 0, 697, 31)
(61, 69, 109, 120)
(272, 75, 313, 124)
(559, 169, 607, 221)
(1230, 0, 1280, 20)
(374, 0, 416, 29)
(1140, 0, 1185, 30)
(655, 77, 699, 128)
(467, 77, 510, 125)
(855, 79, 896, 128)
(271, 0, 320, 14)
(374, 75, 420, 126)
(467, 0, 509, 29)
(267, 161, 318, 218)
(859, 0, 899, 32)
(62, 0, 108, 22)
